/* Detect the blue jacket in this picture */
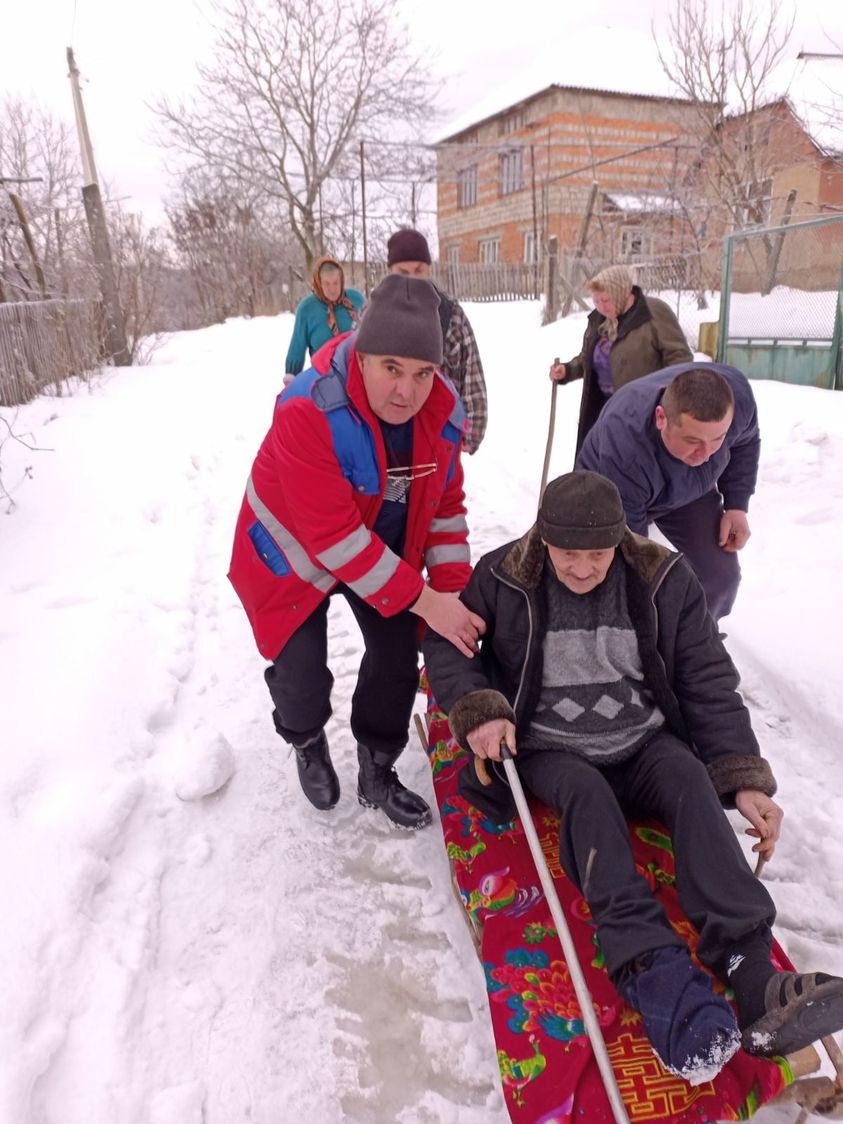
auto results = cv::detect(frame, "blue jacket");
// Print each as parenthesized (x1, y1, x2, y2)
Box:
(576, 362, 760, 535)
(285, 289, 366, 375)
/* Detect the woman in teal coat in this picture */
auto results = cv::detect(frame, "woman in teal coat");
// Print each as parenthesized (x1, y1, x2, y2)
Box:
(284, 255, 365, 378)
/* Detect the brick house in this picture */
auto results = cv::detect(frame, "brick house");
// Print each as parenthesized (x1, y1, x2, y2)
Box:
(435, 84, 702, 268)
(696, 97, 843, 291)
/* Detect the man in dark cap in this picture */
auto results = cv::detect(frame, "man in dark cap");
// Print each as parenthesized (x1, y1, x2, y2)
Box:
(387, 228, 488, 454)
(424, 470, 843, 1083)
(230, 273, 485, 830)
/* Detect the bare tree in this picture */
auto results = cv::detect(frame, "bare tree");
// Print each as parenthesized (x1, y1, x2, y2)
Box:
(655, 0, 797, 234)
(109, 209, 171, 363)
(156, 0, 439, 272)
(166, 169, 295, 325)
(0, 97, 85, 299)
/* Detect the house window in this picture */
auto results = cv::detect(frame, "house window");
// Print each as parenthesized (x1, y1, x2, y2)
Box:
(479, 238, 501, 264)
(523, 230, 538, 264)
(620, 228, 652, 258)
(447, 243, 460, 264)
(736, 178, 773, 229)
(498, 111, 526, 136)
(457, 165, 478, 209)
(499, 149, 523, 196)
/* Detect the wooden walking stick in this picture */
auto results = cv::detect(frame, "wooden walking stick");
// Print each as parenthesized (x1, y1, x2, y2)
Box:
(499, 743, 631, 1124)
(539, 358, 560, 503)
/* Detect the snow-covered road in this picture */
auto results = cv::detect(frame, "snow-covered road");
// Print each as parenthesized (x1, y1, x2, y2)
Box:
(2, 301, 841, 1122)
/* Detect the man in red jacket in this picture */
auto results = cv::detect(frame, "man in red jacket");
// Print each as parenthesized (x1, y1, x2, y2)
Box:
(229, 274, 485, 829)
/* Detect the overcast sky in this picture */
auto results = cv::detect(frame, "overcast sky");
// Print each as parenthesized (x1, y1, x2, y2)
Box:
(2, 0, 841, 225)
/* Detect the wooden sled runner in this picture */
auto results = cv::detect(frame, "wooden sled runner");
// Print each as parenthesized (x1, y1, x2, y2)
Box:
(416, 702, 843, 1122)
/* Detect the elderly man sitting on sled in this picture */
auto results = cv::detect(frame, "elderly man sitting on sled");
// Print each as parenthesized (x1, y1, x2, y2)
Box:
(423, 469, 843, 1085)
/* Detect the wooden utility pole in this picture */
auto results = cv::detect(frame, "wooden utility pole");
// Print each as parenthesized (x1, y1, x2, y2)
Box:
(762, 189, 798, 296)
(66, 47, 130, 366)
(7, 194, 48, 297)
(561, 182, 599, 317)
(530, 144, 540, 298)
(542, 236, 560, 326)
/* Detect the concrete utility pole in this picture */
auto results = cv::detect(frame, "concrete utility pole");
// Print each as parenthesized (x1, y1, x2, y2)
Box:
(66, 46, 130, 366)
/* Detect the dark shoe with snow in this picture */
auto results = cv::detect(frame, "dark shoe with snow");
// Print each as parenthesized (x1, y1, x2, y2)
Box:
(741, 971, 843, 1056)
(622, 946, 741, 1086)
(356, 745, 432, 830)
(293, 731, 340, 811)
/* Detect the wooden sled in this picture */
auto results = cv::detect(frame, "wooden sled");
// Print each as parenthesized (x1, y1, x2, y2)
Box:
(416, 705, 843, 1122)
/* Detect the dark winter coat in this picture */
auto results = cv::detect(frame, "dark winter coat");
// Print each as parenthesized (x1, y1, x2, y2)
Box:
(423, 527, 775, 823)
(560, 288, 692, 455)
(576, 361, 760, 535)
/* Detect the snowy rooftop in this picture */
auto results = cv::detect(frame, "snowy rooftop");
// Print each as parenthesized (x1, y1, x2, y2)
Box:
(604, 191, 680, 214)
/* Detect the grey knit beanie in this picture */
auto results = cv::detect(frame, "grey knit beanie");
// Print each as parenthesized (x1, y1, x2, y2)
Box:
(356, 274, 443, 365)
(538, 471, 627, 549)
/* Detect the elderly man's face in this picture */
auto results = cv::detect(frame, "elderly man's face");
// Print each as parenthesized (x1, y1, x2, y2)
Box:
(544, 543, 616, 594)
(358, 353, 436, 424)
(389, 260, 432, 280)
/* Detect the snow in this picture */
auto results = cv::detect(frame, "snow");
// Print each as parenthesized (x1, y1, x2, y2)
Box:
(2, 299, 843, 1122)
(605, 191, 678, 214)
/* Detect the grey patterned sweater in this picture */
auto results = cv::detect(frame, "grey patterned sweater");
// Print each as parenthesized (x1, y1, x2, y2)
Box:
(520, 556, 664, 763)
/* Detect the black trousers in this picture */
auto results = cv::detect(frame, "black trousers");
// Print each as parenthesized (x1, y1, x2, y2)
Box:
(654, 489, 741, 621)
(517, 730, 775, 984)
(264, 587, 420, 760)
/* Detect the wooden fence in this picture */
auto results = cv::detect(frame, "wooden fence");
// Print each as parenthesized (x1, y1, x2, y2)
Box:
(336, 260, 541, 304)
(0, 299, 103, 407)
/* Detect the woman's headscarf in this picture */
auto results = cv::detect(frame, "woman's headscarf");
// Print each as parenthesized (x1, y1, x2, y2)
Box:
(311, 255, 358, 336)
(588, 265, 635, 342)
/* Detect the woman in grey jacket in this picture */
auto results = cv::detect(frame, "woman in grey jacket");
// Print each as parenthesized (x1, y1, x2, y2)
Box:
(549, 265, 692, 454)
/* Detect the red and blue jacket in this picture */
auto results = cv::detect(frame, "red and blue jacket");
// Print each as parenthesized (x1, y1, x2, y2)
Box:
(228, 332, 472, 660)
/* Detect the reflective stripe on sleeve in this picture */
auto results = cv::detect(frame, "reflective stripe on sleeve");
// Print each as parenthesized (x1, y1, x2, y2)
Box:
(425, 543, 471, 567)
(429, 514, 468, 535)
(346, 548, 402, 598)
(316, 524, 373, 570)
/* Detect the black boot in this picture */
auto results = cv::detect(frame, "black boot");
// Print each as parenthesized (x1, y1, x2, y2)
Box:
(292, 731, 340, 811)
(356, 745, 432, 830)
(740, 971, 843, 1056)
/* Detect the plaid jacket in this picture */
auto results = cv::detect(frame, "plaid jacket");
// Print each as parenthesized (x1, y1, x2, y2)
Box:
(441, 298, 487, 455)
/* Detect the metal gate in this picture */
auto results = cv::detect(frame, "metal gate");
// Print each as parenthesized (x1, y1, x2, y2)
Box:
(717, 214, 843, 390)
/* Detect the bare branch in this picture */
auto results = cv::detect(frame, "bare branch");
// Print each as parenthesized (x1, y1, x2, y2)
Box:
(154, 0, 440, 270)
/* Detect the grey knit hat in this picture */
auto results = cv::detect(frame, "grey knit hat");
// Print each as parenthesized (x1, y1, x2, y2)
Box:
(356, 273, 443, 365)
(538, 471, 627, 549)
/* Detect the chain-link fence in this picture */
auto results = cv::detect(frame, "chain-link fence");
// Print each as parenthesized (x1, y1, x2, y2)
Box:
(717, 215, 843, 389)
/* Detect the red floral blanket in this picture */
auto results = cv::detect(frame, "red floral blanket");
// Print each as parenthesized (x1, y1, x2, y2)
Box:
(423, 703, 794, 1123)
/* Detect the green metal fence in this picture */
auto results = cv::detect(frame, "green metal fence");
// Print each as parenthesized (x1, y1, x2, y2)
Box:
(717, 214, 843, 390)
